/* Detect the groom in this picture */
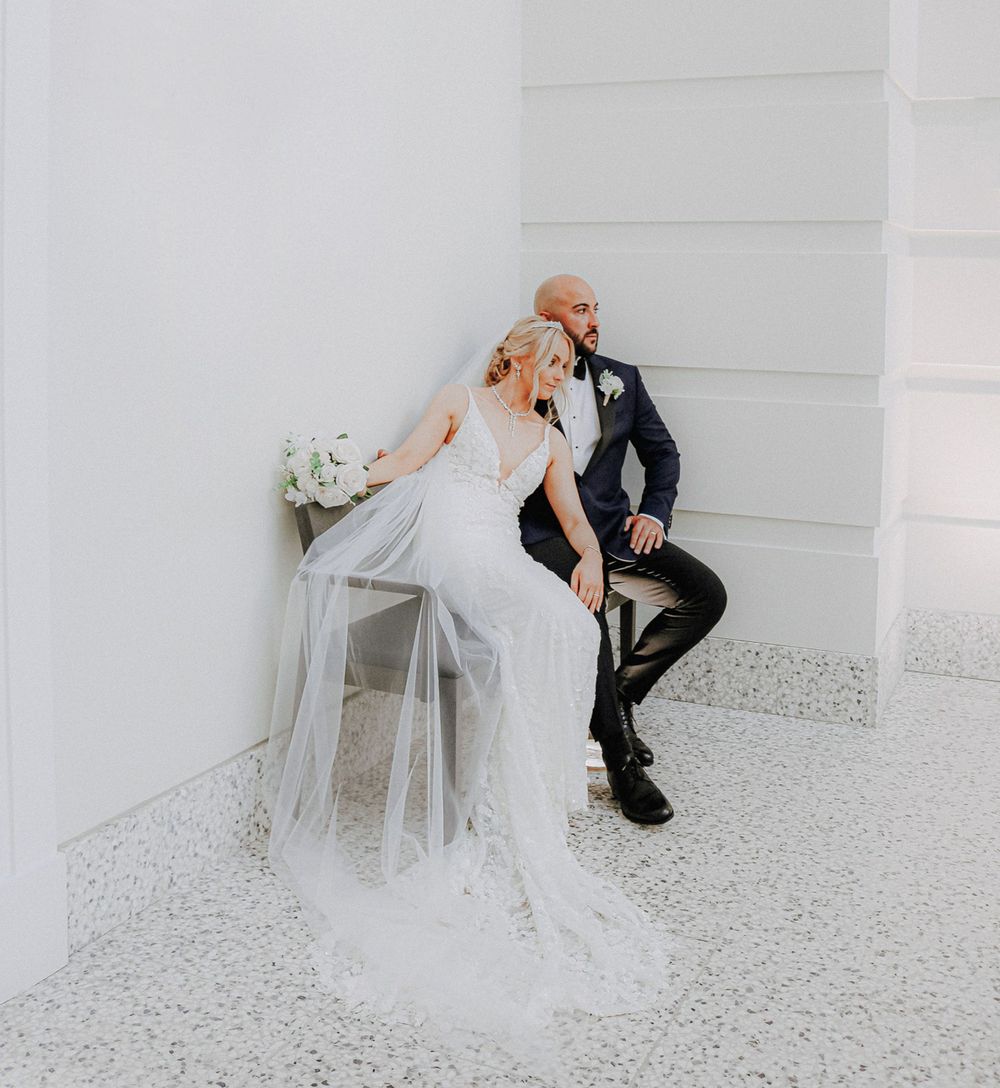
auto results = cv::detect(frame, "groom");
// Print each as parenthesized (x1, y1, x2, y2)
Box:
(521, 275, 727, 825)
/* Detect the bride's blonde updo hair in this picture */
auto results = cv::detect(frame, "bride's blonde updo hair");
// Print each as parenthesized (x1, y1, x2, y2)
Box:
(484, 316, 575, 400)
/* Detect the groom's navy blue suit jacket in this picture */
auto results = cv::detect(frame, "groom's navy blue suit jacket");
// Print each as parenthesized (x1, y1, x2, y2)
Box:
(520, 354, 680, 554)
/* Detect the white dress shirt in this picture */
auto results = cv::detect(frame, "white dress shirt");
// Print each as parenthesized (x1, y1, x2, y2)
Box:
(563, 365, 664, 535)
(562, 369, 601, 476)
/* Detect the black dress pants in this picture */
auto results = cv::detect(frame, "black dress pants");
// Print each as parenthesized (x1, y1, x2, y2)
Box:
(525, 536, 727, 764)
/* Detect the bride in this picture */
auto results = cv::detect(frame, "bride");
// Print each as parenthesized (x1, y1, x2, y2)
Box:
(265, 316, 671, 1060)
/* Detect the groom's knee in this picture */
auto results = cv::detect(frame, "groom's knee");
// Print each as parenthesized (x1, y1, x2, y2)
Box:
(702, 568, 727, 628)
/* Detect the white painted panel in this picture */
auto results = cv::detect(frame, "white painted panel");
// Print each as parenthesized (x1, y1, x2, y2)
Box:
(886, 81, 915, 226)
(918, 0, 1000, 98)
(910, 231, 1000, 261)
(884, 255, 913, 380)
(49, 0, 521, 841)
(876, 518, 908, 646)
(524, 72, 886, 112)
(524, 0, 888, 86)
(523, 101, 889, 223)
(881, 254, 910, 528)
(0, 857, 67, 1003)
(908, 391, 1000, 522)
(668, 536, 880, 655)
(906, 520, 1000, 615)
(624, 398, 884, 527)
(913, 258, 1000, 369)
(522, 251, 888, 374)
(914, 100, 1000, 232)
(889, 0, 919, 96)
(524, 221, 886, 255)
(880, 379, 910, 525)
(641, 369, 880, 406)
(672, 512, 875, 555)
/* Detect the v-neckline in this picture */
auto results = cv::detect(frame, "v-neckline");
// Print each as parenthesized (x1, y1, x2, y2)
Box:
(465, 389, 548, 487)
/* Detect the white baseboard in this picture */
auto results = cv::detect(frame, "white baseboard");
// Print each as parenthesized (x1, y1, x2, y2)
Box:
(52, 607, 998, 961)
(907, 608, 1000, 682)
(60, 745, 267, 955)
(651, 611, 910, 728)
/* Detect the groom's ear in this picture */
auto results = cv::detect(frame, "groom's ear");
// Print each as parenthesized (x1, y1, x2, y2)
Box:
(537, 309, 552, 320)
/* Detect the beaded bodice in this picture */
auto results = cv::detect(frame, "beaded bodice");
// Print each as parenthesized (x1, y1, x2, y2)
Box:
(444, 389, 550, 517)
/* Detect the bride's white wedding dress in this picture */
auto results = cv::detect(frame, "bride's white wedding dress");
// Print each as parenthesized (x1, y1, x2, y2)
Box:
(265, 388, 671, 1059)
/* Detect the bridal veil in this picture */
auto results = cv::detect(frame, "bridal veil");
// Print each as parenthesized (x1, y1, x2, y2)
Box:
(264, 398, 673, 1063)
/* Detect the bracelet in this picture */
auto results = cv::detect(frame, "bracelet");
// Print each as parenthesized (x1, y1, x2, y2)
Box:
(584, 545, 601, 556)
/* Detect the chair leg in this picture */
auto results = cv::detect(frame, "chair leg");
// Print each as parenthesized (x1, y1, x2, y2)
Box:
(439, 678, 459, 845)
(619, 599, 636, 663)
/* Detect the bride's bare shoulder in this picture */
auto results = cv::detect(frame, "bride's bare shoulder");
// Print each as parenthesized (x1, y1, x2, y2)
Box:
(431, 383, 471, 412)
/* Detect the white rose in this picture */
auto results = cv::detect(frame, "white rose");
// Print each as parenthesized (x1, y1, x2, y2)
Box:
(283, 487, 308, 506)
(298, 473, 320, 500)
(286, 451, 313, 483)
(318, 460, 340, 484)
(335, 462, 369, 496)
(316, 485, 350, 508)
(333, 438, 363, 464)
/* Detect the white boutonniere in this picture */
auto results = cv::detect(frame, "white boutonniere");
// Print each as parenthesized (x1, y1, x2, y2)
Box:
(598, 370, 625, 406)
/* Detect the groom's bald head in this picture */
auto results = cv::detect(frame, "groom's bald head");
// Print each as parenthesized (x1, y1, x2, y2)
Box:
(534, 274, 593, 315)
(533, 274, 600, 357)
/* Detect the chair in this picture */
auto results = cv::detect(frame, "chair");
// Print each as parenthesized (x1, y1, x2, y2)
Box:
(293, 501, 637, 656)
(293, 501, 637, 787)
(294, 501, 466, 837)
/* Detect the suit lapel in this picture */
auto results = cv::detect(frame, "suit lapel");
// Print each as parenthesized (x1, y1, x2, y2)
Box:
(583, 357, 616, 475)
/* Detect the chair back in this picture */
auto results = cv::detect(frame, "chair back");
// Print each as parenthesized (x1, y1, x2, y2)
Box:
(293, 502, 353, 554)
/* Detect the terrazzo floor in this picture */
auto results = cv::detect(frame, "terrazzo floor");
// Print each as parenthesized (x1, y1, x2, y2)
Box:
(2, 671, 998, 1087)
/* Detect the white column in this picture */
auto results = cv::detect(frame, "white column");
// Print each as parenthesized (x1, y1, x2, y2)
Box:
(906, 1, 1000, 618)
(521, 0, 915, 722)
(0, 0, 68, 1001)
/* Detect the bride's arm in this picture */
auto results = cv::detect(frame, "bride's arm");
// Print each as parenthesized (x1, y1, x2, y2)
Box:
(366, 384, 466, 487)
(542, 430, 605, 613)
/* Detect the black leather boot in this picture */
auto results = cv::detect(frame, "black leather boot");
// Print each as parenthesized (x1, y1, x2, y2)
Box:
(606, 755, 674, 825)
(618, 693, 654, 767)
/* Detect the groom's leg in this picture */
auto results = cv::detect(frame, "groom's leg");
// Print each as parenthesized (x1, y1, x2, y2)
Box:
(608, 540, 727, 705)
(526, 535, 675, 825)
(524, 536, 632, 768)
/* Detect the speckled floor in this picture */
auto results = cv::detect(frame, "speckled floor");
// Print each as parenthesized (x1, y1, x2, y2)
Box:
(2, 672, 998, 1087)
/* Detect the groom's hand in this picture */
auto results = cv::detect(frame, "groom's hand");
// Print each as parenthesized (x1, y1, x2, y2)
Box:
(624, 514, 664, 555)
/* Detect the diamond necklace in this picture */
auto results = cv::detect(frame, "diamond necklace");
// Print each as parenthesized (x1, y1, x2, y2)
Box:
(491, 384, 532, 435)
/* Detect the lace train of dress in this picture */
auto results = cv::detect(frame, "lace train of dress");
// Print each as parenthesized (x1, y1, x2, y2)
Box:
(264, 389, 673, 1062)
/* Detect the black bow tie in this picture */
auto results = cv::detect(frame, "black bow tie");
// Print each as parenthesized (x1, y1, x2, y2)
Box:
(573, 357, 588, 380)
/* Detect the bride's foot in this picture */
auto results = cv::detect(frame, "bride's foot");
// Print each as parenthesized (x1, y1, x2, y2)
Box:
(607, 755, 674, 825)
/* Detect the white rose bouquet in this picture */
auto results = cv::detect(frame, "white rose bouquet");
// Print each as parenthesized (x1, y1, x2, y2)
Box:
(279, 432, 370, 508)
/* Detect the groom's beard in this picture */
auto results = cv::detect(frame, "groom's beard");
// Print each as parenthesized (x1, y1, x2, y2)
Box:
(573, 331, 599, 358)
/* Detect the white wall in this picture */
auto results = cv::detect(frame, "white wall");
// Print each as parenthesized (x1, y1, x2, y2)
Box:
(1, 0, 69, 1003)
(49, 0, 521, 841)
(523, 0, 904, 658)
(906, 1, 1000, 616)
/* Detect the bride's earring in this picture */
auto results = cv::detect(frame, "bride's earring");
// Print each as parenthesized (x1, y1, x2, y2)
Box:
(513, 362, 522, 380)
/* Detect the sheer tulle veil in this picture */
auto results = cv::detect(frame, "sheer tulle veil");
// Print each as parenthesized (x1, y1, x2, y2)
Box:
(263, 332, 671, 1066)
(265, 336, 519, 917)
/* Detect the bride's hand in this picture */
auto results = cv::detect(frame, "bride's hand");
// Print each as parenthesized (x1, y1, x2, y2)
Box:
(571, 550, 605, 613)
